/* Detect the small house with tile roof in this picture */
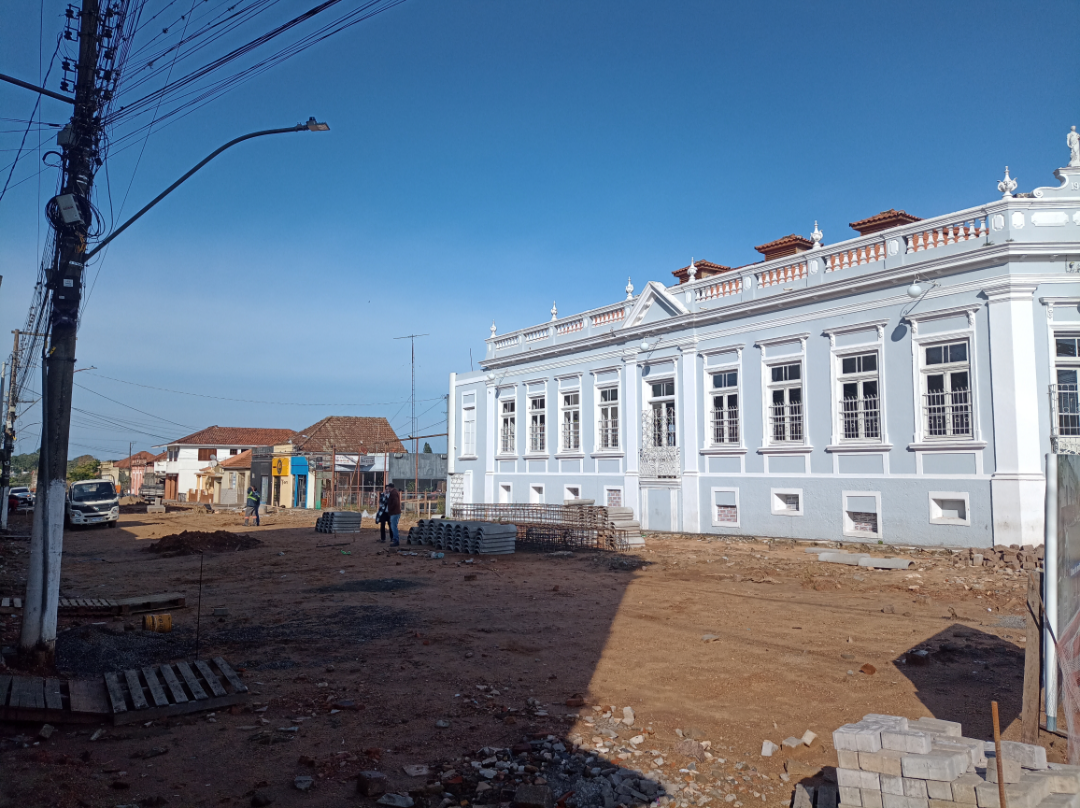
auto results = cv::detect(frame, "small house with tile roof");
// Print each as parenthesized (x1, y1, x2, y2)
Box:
(156, 426, 295, 501)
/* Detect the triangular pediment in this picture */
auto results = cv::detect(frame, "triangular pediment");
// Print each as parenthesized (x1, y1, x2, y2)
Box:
(622, 281, 689, 329)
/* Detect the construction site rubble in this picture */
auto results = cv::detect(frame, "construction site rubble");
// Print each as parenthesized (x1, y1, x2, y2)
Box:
(831, 714, 1072, 808)
(406, 520, 517, 554)
(953, 546, 1044, 571)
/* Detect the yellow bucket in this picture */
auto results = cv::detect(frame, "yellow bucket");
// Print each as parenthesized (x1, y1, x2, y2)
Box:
(143, 613, 172, 632)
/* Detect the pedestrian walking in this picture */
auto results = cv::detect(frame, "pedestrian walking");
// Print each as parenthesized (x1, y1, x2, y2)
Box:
(375, 485, 390, 542)
(387, 482, 401, 546)
(244, 485, 261, 527)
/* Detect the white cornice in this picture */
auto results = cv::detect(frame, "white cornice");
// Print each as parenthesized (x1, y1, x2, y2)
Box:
(754, 332, 810, 348)
(821, 319, 890, 336)
(904, 303, 983, 323)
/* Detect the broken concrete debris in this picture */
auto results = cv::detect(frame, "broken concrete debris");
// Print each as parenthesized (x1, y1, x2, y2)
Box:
(761, 740, 779, 757)
(833, 714, 1067, 808)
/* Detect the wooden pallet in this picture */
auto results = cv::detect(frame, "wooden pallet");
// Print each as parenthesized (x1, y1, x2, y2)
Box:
(0, 592, 185, 615)
(0, 657, 247, 724)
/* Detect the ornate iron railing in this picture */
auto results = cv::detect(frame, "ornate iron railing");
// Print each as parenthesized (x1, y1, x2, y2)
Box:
(640, 409, 679, 478)
(769, 402, 804, 443)
(842, 394, 880, 441)
(710, 407, 739, 445)
(1051, 383, 1080, 455)
(924, 388, 972, 438)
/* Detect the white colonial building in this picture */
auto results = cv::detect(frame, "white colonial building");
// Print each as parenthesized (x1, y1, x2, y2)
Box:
(447, 131, 1080, 547)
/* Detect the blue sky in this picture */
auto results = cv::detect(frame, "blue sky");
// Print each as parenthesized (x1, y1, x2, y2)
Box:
(0, 0, 1076, 460)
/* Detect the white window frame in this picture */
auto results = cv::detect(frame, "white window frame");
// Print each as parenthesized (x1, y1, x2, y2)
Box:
(499, 483, 513, 504)
(770, 487, 803, 517)
(603, 486, 624, 508)
(559, 390, 582, 454)
(707, 367, 741, 448)
(906, 306, 983, 448)
(710, 486, 741, 528)
(1050, 327, 1080, 444)
(765, 359, 805, 446)
(527, 395, 547, 455)
(596, 385, 621, 453)
(499, 397, 517, 456)
(529, 483, 545, 504)
(461, 402, 477, 459)
(928, 491, 971, 526)
(563, 484, 582, 502)
(842, 490, 882, 539)
(645, 378, 677, 448)
(836, 349, 883, 444)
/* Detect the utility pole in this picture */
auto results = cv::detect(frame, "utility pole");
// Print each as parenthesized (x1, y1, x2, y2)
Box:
(394, 333, 428, 508)
(21, 0, 107, 661)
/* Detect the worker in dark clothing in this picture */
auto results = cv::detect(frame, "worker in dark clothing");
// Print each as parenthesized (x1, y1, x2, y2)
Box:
(375, 485, 391, 542)
(387, 483, 402, 546)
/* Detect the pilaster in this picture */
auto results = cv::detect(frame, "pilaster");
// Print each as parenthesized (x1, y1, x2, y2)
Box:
(679, 344, 700, 533)
(484, 381, 496, 504)
(984, 279, 1045, 544)
(622, 351, 641, 520)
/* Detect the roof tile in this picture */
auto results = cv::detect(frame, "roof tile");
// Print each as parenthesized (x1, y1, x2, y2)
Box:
(170, 426, 296, 447)
(292, 416, 404, 454)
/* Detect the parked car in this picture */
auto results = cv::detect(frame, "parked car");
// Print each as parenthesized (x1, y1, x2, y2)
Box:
(8, 486, 33, 511)
(66, 479, 119, 528)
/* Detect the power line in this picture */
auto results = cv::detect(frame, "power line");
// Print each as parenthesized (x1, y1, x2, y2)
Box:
(73, 380, 196, 429)
(81, 371, 441, 407)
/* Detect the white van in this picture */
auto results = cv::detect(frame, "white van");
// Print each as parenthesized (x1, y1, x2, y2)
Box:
(66, 479, 120, 528)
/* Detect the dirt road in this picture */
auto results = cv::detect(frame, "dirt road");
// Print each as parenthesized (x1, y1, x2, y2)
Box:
(0, 509, 1048, 808)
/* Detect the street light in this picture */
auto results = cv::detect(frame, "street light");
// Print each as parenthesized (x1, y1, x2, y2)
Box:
(84, 118, 330, 259)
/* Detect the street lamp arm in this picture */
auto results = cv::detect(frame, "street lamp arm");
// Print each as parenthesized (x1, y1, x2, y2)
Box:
(84, 119, 329, 260)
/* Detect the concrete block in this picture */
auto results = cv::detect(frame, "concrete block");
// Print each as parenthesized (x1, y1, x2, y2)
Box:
(929, 801, 960, 808)
(1043, 765, 1080, 793)
(794, 785, 815, 808)
(859, 557, 914, 569)
(864, 716, 911, 730)
(836, 724, 884, 754)
(1041, 794, 1080, 808)
(862, 790, 884, 808)
(839, 787, 862, 807)
(839, 769, 882, 790)
(975, 774, 1051, 808)
(903, 751, 969, 782)
(951, 774, 983, 804)
(912, 718, 963, 738)
(881, 776, 905, 796)
(936, 738, 987, 769)
(1028, 769, 1080, 795)
(904, 780, 929, 799)
(927, 781, 954, 801)
(1001, 741, 1048, 771)
(861, 751, 906, 776)
(839, 751, 862, 769)
(883, 796, 928, 808)
(883, 731, 934, 754)
(982, 758, 1022, 784)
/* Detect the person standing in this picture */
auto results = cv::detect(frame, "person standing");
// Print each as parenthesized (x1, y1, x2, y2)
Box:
(375, 484, 390, 542)
(245, 485, 261, 527)
(387, 482, 401, 546)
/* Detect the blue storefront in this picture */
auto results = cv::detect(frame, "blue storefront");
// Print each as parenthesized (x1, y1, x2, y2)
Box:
(291, 456, 309, 508)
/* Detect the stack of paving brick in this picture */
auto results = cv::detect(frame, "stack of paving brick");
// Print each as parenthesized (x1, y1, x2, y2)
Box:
(833, 714, 1078, 808)
(955, 545, 1043, 571)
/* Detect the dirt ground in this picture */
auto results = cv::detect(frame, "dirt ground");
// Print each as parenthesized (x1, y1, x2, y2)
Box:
(0, 507, 1054, 808)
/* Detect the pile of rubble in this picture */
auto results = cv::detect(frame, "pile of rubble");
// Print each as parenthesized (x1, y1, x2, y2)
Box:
(830, 713, 1073, 808)
(953, 545, 1044, 570)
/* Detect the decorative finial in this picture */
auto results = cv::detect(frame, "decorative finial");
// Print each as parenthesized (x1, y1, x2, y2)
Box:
(625, 277, 634, 300)
(490, 320, 497, 337)
(998, 166, 1017, 198)
(1068, 126, 1080, 167)
(550, 301, 558, 321)
(811, 220, 823, 248)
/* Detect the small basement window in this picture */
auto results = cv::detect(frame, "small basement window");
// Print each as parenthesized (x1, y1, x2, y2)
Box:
(771, 489, 802, 516)
(712, 488, 740, 527)
(843, 492, 881, 538)
(929, 492, 970, 526)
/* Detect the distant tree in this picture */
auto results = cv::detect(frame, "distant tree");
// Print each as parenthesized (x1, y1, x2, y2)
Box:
(67, 455, 100, 482)
(423, 442, 433, 453)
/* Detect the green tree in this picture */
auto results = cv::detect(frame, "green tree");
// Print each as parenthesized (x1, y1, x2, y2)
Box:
(423, 442, 432, 453)
(66, 454, 100, 482)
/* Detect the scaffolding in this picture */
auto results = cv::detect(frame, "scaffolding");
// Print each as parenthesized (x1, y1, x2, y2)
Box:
(451, 503, 631, 551)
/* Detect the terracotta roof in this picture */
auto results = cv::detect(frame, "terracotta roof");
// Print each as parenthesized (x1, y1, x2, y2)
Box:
(114, 450, 157, 469)
(221, 449, 252, 469)
(671, 260, 733, 285)
(168, 426, 296, 447)
(292, 416, 405, 454)
(849, 209, 923, 236)
(754, 235, 814, 261)
(151, 451, 166, 462)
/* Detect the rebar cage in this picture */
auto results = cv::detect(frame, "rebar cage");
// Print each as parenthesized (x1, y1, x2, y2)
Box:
(451, 503, 631, 552)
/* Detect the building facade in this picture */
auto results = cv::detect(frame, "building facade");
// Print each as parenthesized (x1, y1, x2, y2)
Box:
(155, 426, 296, 501)
(448, 136, 1080, 548)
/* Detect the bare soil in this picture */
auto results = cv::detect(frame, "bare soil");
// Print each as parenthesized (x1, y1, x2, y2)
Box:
(145, 529, 264, 556)
(0, 508, 1053, 808)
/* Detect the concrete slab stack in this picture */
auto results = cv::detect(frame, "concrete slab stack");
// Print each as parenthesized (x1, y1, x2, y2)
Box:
(831, 715, 1073, 808)
(406, 519, 516, 554)
(315, 511, 364, 534)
